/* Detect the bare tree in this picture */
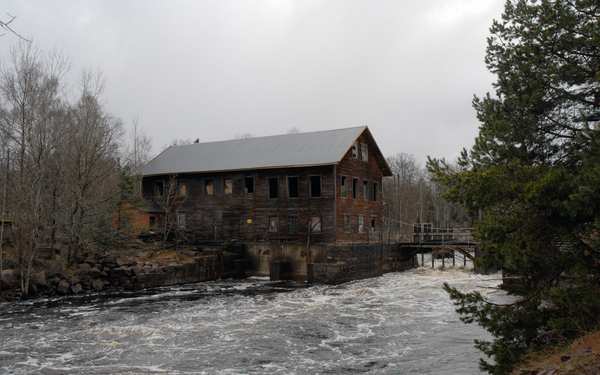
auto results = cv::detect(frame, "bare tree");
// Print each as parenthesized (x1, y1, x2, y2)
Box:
(0, 44, 123, 295)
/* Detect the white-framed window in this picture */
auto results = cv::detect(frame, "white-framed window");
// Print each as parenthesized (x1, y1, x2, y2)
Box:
(205, 180, 214, 195)
(177, 213, 186, 229)
(224, 178, 233, 195)
(360, 143, 368, 162)
(344, 215, 351, 233)
(288, 215, 298, 233)
(358, 215, 364, 233)
(310, 216, 322, 233)
(268, 216, 279, 232)
(178, 183, 187, 197)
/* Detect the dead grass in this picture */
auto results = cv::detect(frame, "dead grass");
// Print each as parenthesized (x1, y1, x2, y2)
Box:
(515, 330, 600, 374)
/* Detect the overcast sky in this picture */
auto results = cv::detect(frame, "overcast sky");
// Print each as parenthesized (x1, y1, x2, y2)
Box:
(1, 0, 504, 164)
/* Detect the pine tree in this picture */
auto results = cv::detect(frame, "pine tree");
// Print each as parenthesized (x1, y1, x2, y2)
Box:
(428, 1, 600, 373)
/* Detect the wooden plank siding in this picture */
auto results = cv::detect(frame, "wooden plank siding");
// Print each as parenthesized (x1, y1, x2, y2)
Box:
(141, 128, 389, 244)
(142, 165, 336, 243)
(335, 130, 385, 243)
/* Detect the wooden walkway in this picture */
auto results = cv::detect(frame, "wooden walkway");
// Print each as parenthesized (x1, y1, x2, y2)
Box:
(398, 225, 479, 269)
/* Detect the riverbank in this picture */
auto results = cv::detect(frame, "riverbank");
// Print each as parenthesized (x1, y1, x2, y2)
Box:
(514, 330, 600, 374)
(0, 242, 225, 302)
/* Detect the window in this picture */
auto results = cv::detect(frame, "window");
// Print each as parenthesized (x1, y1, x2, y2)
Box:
(178, 183, 187, 197)
(358, 215, 365, 233)
(268, 177, 279, 199)
(177, 213, 186, 229)
(310, 216, 322, 233)
(372, 182, 378, 201)
(310, 176, 321, 197)
(149, 216, 156, 228)
(205, 180, 214, 195)
(340, 176, 347, 197)
(344, 215, 351, 232)
(363, 180, 369, 200)
(224, 178, 233, 195)
(288, 176, 299, 198)
(244, 176, 255, 194)
(351, 142, 358, 159)
(154, 181, 164, 196)
(360, 143, 368, 162)
(268, 216, 279, 232)
(371, 217, 377, 232)
(288, 215, 298, 233)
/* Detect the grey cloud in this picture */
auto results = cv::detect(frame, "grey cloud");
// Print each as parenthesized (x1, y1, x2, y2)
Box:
(0, 0, 504, 163)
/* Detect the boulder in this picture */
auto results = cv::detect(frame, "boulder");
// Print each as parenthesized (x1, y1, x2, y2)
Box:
(78, 263, 92, 273)
(0, 269, 18, 288)
(57, 280, 70, 294)
(71, 283, 82, 294)
(31, 271, 47, 288)
(91, 279, 104, 291)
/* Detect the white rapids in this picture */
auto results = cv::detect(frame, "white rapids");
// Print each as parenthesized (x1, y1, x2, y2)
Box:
(0, 263, 502, 374)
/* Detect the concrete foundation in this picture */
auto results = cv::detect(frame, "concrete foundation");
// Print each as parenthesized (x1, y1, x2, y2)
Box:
(244, 242, 417, 284)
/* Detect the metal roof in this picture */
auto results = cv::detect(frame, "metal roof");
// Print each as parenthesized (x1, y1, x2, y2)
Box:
(142, 126, 389, 176)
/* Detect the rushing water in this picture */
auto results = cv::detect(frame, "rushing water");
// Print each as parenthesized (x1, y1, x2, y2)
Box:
(0, 265, 502, 375)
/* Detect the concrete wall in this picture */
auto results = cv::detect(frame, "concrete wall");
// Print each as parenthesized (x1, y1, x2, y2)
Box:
(245, 241, 417, 284)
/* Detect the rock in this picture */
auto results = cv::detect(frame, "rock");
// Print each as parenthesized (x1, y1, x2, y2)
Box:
(57, 280, 70, 294)
(78, 263, 92, 273)
(91, 279, 104, 291)
(71, 283, 82, 294)
(1, 269, 18, 288)
(31, 271, 47, 288)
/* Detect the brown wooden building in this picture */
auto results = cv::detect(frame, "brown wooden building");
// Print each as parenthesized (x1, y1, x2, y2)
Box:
(141, 126, 392, 244)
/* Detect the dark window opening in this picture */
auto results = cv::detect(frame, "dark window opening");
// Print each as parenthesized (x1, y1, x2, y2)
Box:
(268, 177, 279, 199)
(310, 176, 321, 197)
(340, 176, 347, 197)
(372, 182, 378, 201)
(371, 217, 377, 231)
(352, 178, 358, 199)
(351, 142, 358, 159)
(363, 180, 369, 200)
(288, 215, 298, 233)
(154, 181, 164, 196)
(149, 216, 156, 228)
(244, 176, 255, 194)
(288, 176, 299, 198)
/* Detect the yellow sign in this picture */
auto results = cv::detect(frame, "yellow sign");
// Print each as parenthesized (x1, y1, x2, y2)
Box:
(246, 218, 253, 224)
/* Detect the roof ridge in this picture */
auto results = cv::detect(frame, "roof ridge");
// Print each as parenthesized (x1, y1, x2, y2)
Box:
(174, 125, 367, 147)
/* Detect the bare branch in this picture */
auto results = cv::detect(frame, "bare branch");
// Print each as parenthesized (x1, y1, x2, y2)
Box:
(0, 14, 30, 43)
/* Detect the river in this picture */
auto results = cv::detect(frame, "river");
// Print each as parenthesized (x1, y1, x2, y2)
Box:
(0, 265, 501, 374)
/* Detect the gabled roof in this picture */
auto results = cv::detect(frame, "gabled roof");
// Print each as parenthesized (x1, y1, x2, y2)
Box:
(142, 126, 392, 176)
